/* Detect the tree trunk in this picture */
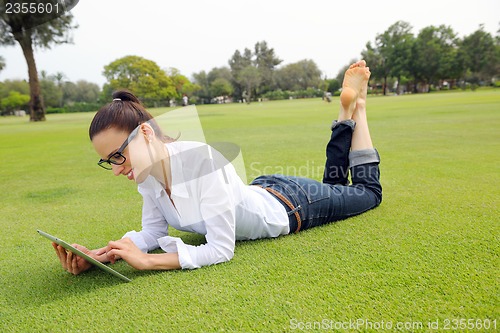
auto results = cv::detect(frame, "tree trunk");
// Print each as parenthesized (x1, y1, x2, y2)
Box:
(245, 83, 252, 104)
(15, 33, 45, 121)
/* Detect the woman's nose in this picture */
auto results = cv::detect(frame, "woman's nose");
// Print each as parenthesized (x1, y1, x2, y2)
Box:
(111, 164, 124, 176)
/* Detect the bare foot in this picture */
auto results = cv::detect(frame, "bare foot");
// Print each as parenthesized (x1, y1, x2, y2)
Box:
(354, 66, 371, 112)
(351, 65, 373, 150)
(349, 59, 367, 69)
(339, 62, 370, 119)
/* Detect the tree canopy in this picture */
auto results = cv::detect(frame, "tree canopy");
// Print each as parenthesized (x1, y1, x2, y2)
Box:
(362, 22, 499, 94)
(193, 24, 499, 104)
(102, 55, 176, 105)
(102, 56, 200, 107)
(275, 59, 322, 91)
(228, 41, 283, 102)
(0, 0, 79, 120)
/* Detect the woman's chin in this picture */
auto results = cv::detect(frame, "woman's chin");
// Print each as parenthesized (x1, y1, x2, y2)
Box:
(133, 167, 151, 184)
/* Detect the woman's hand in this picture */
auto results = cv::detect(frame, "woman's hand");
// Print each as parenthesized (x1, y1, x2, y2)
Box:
(52, 243, 94, 275)
(54, 238, 181, 273)
(105, 237, 150, 270)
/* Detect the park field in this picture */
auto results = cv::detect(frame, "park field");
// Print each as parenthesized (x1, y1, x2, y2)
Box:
(0, 90, 499, 332)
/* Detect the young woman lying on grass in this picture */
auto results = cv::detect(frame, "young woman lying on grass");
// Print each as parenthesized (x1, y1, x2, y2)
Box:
(53, 60, 382, 273)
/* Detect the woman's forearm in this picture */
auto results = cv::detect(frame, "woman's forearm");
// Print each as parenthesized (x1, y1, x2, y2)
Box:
(145, 252, 181, 270)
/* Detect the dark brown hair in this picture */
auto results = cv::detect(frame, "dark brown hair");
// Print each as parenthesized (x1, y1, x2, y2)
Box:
(89, 89, 174, 142)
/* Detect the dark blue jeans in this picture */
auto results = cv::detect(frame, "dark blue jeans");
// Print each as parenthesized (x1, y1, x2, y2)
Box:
(250, 120, 382, 233)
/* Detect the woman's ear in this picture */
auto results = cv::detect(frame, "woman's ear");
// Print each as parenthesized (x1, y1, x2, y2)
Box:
(139, 123, 155, 143)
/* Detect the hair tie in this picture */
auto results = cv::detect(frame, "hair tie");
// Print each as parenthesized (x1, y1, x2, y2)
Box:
(113, 98, 121, 101)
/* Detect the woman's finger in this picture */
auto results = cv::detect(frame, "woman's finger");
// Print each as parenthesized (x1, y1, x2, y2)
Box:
(71, 253, 79, 274)
(54, 244, 68, 270)
(108, 240, 125, 249)
(107, 249, 120, 264)
(66, 250, 74, 273)
(52, 243, 62, 261)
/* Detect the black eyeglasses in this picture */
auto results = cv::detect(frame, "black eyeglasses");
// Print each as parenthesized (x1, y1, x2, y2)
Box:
(97, 127, 139, 170)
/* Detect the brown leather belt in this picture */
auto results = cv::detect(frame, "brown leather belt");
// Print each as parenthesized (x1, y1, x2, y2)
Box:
(260, 186, 302, 233)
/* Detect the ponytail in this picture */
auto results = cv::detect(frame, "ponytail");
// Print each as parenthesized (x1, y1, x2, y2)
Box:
(89, 89, 175, 142)
(111, 90, 141, 104)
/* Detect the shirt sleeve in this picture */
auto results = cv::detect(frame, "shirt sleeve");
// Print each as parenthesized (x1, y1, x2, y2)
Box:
(123, 185, 169, 253)
(159, 158, 237, 269)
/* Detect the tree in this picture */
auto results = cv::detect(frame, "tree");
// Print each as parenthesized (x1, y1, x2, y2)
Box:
(102, 55, 177, 106)
(369, 40, 390, 95)
(411, 25, 458, 92)
(191, 70, 210, 104)
(1, 90, 30, 115)
(192, 67, 233, 104)
(59, 79, 100, 106)
(253, 41, 282, 94)
(362, 21, 414, 95)
(237, 65, 261, 103)
(165, 67, 200, 101)
(228, 41, 282, 100)
(207, 66, 232, 84)
(51, 71, 65, 106)
(1, 79, 30, 114)
(296, 59, 322, 90)
(228, 48, 253, 100)
(40, 71, 62, 108)
(0, 55, 5, 72)
(61, 80, 77, 105)
(73, 80, 100, 103)
(0, 79, 30, 97)
(495, 24, 500, 80)
(460, 25, 498, 83)
(326, 79, 340, 94)
(492, 23, 500, 82)
(379, 21, 414, 94)
(275, 59, 322, 91)
(210, 77, 233, 102)
(0, 0, 79, 121)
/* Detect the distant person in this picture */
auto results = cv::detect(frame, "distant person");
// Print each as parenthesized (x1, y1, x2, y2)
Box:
(182, 94, 188, 106)
(324, 91, 332, 102)
(53, 60, 382, 273)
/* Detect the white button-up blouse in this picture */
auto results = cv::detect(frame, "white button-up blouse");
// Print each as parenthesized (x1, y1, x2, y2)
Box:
(123, 141, 289, 269)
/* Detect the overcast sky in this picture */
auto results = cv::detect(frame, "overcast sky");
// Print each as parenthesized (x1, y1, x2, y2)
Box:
(1, 0, 498, 86)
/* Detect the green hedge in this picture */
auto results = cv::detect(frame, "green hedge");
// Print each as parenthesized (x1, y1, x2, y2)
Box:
(262, 88, 324, 101)
(46, 102, 102, 114)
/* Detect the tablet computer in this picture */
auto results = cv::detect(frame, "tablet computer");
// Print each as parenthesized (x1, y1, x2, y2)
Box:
(37, 230, 132, 282)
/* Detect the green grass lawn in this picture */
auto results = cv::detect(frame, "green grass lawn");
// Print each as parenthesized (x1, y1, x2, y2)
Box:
(1, 90, 499, 332)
